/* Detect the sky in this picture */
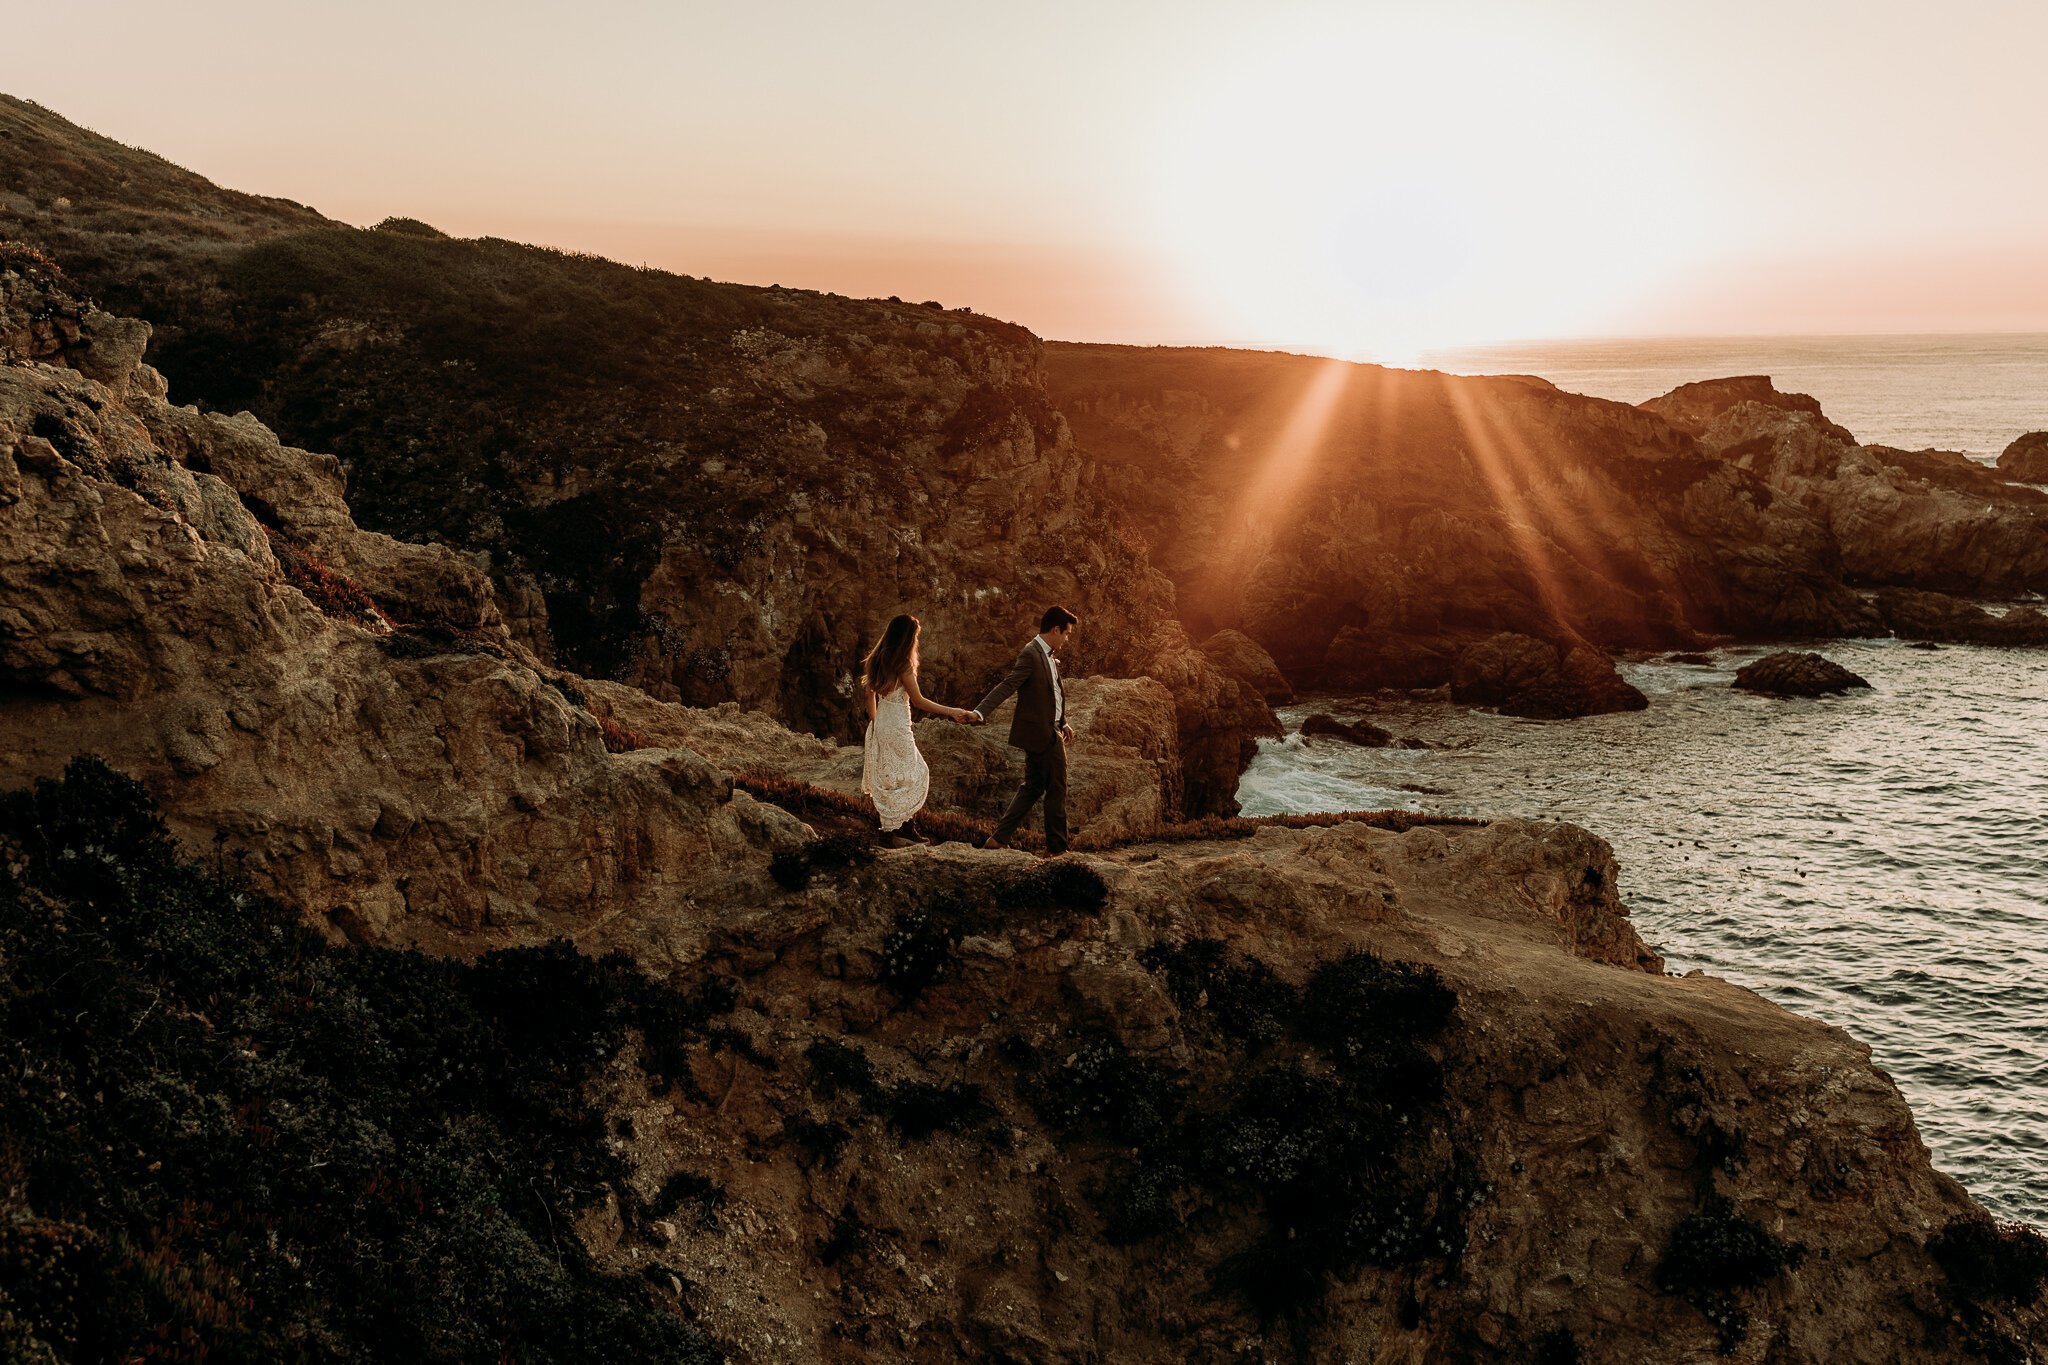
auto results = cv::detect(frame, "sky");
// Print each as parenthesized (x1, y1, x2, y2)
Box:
(10, 0, 2048, 360)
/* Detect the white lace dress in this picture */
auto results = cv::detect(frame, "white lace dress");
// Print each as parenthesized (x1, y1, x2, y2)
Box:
(862, 687, 929, 832)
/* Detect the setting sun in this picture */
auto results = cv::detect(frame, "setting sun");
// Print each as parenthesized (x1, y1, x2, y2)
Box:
(1144, 11, 1707, 359)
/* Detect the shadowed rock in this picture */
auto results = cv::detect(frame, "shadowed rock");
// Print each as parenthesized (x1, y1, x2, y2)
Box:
(1999, 431, 2048, 483)
(1732, 651, 1871, 697)
(1451, 633, 1649, 719)
(1876, 588, 2048, 646)
(1200, 627, 1293, 703)
(1301, 712, 1397, 747)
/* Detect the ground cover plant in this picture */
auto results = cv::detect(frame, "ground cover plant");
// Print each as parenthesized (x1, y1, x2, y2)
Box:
(0, 758, 727, 1364)
(1010, 937, 1477, 1329)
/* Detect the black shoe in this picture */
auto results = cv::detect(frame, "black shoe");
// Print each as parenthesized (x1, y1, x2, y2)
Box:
(975, 834, 1005, 850)
(880, 832, 917, 850)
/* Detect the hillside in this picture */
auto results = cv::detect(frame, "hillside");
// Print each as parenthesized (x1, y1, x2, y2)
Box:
(4, 281, 2044, 1361)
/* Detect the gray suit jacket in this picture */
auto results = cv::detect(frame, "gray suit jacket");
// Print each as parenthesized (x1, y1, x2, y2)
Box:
(975, 640, 1064, 754)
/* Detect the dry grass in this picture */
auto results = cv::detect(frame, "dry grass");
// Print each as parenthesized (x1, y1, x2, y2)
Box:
(261, 526, 387, 624)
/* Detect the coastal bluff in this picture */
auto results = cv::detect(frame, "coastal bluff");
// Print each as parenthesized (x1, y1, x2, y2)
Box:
(5, 269, 2043, 1363)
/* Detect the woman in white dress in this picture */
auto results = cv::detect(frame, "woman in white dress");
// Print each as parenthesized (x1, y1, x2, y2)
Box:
(861, 613, 977, 848)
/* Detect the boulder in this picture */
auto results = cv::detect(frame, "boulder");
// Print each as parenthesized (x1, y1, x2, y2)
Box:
(1450, 633, 1648, 719)
(1199, 628, 1293, 703)
(1300, 713, 1394, 747)
(1732, 651, 1871, 697)
(1998, 431, 2048, 483)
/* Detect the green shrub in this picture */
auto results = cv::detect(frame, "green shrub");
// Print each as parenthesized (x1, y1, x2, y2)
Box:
(0, 757, 728, 1364)
(1140, 938, 1298, 1049)
(1656, 1196, 1800, 1354)
(878, 910, 957, 1004)
(1930, 1218, 2048, 1306)
(998, 858, 1109, 913)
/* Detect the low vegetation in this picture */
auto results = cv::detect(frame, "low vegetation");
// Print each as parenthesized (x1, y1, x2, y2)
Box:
(0, 758, 729, 1364)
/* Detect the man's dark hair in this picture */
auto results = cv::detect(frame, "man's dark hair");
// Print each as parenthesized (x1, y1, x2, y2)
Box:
(1040, 605, 1078, 633)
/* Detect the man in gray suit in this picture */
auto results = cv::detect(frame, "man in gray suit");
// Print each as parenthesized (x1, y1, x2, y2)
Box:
(969, 606, 1078, 853)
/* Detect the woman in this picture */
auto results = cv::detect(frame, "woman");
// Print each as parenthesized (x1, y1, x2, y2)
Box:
(861, 614, 976, 848)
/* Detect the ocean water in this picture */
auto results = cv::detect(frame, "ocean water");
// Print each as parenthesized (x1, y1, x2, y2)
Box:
(1237, 640, 2048, 1224)
(1424, 333, 2048, 458)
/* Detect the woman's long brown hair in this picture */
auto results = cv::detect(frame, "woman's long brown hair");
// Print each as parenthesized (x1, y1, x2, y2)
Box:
(863, 613, 920, 694)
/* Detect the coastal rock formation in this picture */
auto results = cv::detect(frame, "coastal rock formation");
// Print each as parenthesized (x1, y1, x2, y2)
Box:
(560, 811, 2022, 1363)
(1046, 347, 1878, 702)
(0, 269, 813, 949)
(1450, 631, 1649, 719)
(1200, 626, 1294, 702)
(1732, 651, 1872, 697)
(1648, 377, 2048, 597)
(1999, 431, 2048, 483)
(1875, 587, 2048, 646)
(1300, 712, 1396, 746)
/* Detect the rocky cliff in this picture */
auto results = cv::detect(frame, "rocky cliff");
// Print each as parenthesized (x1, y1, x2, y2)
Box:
(5, 265, 2044, 1364)
(0, 96, 1273, 816)
(1642, 377, 2048, 598)
(1043, 345, 1878, 709)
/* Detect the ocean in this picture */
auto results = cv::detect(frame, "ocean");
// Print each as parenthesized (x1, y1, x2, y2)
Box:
(1424, 333, 2048, 458)
(1239, 336, 2048, 1224)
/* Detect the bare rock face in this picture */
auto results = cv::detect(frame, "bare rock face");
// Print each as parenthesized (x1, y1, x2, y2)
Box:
(1047, 348, 1879, 700)
(1199, 627, 1293, 702)
(1875, 587, 2048, 646)
(1666, 380, 2048, 598)
(1640, 374, 1850, 442)
(1732, 651, 1871, 697)
(1450, 632, 1649, 719)
(0, 275, 810, 951)
(1999, 430, 2048, 483)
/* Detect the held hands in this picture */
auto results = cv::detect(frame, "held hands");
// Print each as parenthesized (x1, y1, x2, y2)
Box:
(953, 708, 984, 725)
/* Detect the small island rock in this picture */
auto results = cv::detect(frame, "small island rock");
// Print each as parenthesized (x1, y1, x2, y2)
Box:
(1732, 651, 1871, 697)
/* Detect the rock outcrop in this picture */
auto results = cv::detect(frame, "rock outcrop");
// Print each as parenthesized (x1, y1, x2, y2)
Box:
(1450, 632, 1649, 719)
(1999, 431, 2048, 483)
(0, 266, 812, 950)
(1046, 347, 1880, 702)
(1875, 587, 2048, 646)
(1199, 627, 1294, 702)
(1300, 712, 1396, 747)
(1649, 377, 2048, 598)
(1732, 651, 1872, 697)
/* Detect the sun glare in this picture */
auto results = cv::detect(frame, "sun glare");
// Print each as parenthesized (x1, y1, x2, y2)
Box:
(1146, 13, 1709, 360)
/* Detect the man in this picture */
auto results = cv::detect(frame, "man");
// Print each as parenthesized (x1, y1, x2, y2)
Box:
(969, 606, 1078, 854)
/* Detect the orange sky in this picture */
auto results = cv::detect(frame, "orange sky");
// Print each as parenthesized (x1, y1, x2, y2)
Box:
(8, 0, 2047, 357)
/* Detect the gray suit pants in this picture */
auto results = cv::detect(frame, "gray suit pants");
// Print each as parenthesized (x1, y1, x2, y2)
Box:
(993, 741, 1068, 853)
